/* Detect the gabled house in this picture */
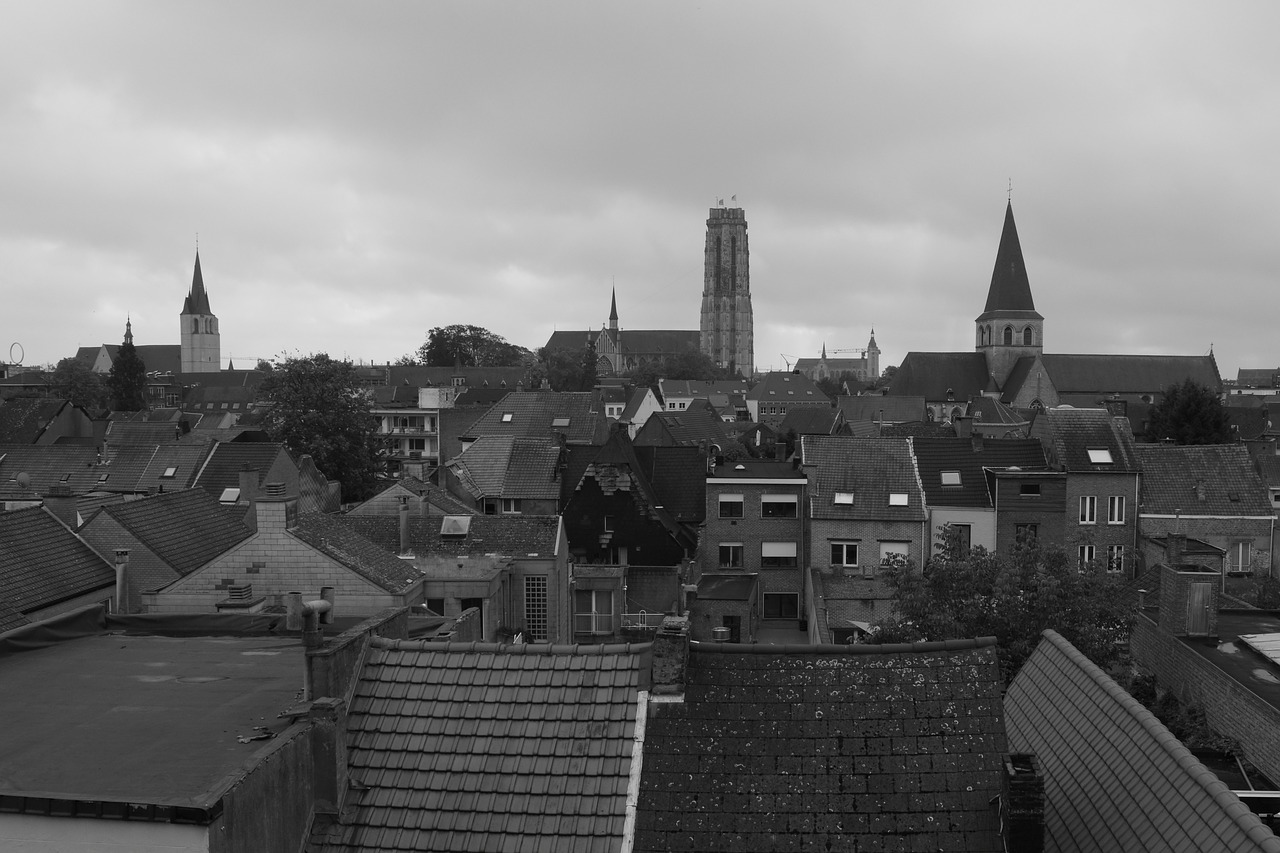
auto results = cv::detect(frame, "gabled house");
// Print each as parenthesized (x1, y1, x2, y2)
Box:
(443, 435, 562, 515)
(0, 398, 97, 445)
(459, 389, 609, 448)
(617, 385, 662, 438)
(1007, 629, 1280, 852)
(0, 506, 116, 631)
(635, 629, 1011, 852)
(837, 394, 927, 436)
(143, 484, 426, 616)
(1136, 443, 1276, 576)
(800, 436, 929, 574)
(1031, 407, 1142, 575)
(345, 475, 476, 518)
(658, 378, 751, 412)
(777, 404, 846, 438)
(911, 436, 1048, 558)
(987, 466, 1069, 554)
(632, 398, 733, 451)
(745, 371, 831, 429)
(78, 488, 254, 613)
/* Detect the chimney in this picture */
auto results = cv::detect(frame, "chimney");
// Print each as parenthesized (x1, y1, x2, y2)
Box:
(969, 430, 983, 451)
(399, 496, 410, 554)
(43, 481, 79, 529)
(1165, 533, 1186, 568)
(956, 416, 974, 440)
(239, 465, 259, 506)
(775, 440, 787, 461)
(308, 698, 349, 818)
(254, 482, 296, 533)
(1000, 754, 1044, 853)
(651, 615, 690, 695)
(113, 548, 130, 614)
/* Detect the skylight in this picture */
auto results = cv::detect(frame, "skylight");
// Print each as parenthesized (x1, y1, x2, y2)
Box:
(500, 413, 514, 423)
(833, 492, 854, 505)
(161, 467, 178, 478)
(551, 417, 570, 428)
(440, 516, 472, 536)
(1087, 449, 1113, 464)
(941, 471, 961, 486)
(889, 493, 909, 506)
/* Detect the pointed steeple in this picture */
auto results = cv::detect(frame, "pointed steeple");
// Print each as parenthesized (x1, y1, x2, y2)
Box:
(609, 288, 619, 332)
(182, 251, 212, 315)
(821, 342, 827, 360)
(977, 202, 1039, 319)
(124, 316, 133, 345)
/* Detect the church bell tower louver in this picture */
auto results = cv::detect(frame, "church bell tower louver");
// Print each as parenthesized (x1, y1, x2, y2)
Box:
(699, 206, 754, 377)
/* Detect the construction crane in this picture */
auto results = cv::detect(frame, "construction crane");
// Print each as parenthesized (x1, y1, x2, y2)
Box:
(831, 347, 868, 357)
(780, 354, 797, 371)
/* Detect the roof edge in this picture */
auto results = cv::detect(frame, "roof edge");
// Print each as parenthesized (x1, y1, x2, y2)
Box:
(692, 636, 997, 655)
(371, 637, 654, 655)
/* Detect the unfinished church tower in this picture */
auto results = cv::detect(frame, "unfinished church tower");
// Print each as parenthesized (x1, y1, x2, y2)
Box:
(180, 251, 221, 373)
(699, 206, 754, 377)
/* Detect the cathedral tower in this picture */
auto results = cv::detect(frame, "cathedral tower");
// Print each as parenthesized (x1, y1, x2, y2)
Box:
(180, 251, 221, 373)
(699, 206, 754, 377)
(976, 202, 1042, 387)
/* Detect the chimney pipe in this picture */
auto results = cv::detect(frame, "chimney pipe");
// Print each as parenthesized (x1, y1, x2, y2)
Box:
(113, 548, 130, 614)
(238, 465, 259, 506)
(399, 496, 410, 554)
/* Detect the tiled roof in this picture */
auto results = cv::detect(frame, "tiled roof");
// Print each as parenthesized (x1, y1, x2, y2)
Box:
(0, 398, 70, 443)
(1034, 407, 1141, 473)
(800, 436, 927, 521)
(633, 446, 706, 524)
(838, 395, 926, 424)
(289, 512, 425, 593)
(633, 403, 731, 449)
(1136, 444, 1274, 516)
(911, 437, 1047, 508)
(98, 343, 182, 375)
(1032, 354, 1222, 395)
(657, 379, 751, 402)
(345, 514, 562, 560)
(88, 488, 253, 576)
(0, 507, 115, 616)
(969, 395, 1031, 428)
(0, 444, 156, 499)
(1005, 630, 1280, 852)
(134, 444, 212, 494)
(778, 405, 841, 435)
(320, 638, 649, 853)
(1237, 368, 1280, 389)
(448, 436, 561, 501)
(192, 442, 290, 495)
(386, 365, 527, 389)
(745, 371, 830, 403)
(888, 352, 995, 401)
(463, 391, 607, 445)
(106, 420, 183, 446)
(634, 639, 1006, 852)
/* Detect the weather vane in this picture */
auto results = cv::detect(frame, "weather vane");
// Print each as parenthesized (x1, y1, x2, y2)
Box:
(1007, 179, 1013, 201)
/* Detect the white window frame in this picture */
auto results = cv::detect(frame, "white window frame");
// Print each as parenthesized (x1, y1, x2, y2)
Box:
(1107, 495, 1125, 525)
(761, 541, 798, 568)
(719, 494, 744, 518)
(719, 542, 744, 568)
(501, 498, 521, 514)
(1079, 495, 1097, 525)
(760, 494, 798, 519)
(831, 541, 858, 567)
(1107, 545, 1124, 573)
(1087, 448, 1113, 464)
(574, 588, 614, 636)
(833, 492, 854, 505)
(1078, 544, 1096, 566)
(888, 493, 909, 507)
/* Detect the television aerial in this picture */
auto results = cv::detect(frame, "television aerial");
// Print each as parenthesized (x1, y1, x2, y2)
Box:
(8, 342, 22, 365)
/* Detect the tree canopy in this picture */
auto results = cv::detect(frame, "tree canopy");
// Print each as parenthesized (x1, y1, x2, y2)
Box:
(628, 350, 727, 392)
(1145, 378, 1232, 444)
(416, 325, 529, 367)
(260, 353, 381, 502)
(872, 527, 1133, 681)
(50, 357, 108, 411)
(108, 336, 147, 411)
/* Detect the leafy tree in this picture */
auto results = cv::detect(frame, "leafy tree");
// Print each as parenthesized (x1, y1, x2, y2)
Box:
(871, 364, 898, 391)
(872, 526, 1133, 681)
(108, 334, 147, 411)
(578, 339, 599, 392)
(416, 325, 529, 367)
(50, 357, 108, 410)
(1145, 378, 1232, 444)
(814, 376, 845, 399)
(260, 353, 381, 502)
(628, 350, 727, 393)
(533, 346, 583, 391)
(255, 359, 275, 373)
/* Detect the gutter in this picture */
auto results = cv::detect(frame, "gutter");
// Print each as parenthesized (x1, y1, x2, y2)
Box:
(619, 689, 650, 853)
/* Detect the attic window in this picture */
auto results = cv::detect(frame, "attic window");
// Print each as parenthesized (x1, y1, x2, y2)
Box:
(440, 515, 472, 537)
(551, 417, 570, 428)
(1228, 491, 1241, 502)
(97, 473, 110, 484)
(501, 413, 514, 423)
(940, 471, 961, 487)
(59, 473, 71, 482)
(1087, 449, 1113, 464)
(888, 493, 909, 506)
(833, 492, 854, 505)
(161, 467, 178, 479)
(219, 487, 241, 504)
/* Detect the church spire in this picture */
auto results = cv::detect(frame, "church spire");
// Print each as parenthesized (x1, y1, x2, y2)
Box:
(978, 201, 1038, 318)
(609, 287, 618, 332)
(182, 251, 212, 315)
(124, 315, 133, 345)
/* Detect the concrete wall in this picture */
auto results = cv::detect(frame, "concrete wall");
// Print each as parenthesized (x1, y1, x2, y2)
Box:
(210, 724, 314, 853)
(0, 814, 207, 852)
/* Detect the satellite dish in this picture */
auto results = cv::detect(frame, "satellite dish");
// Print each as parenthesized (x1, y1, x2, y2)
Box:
(8, 342, 22, 365)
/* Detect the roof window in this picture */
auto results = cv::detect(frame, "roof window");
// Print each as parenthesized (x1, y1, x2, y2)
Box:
(551, 417, 570, 428)
(501, 413, 514, 423)
(941, 471, 961, 486)
(833, 492, 854, 505)
(1087, 449, 1113, 464)
(440, 516, 472, 537)
(161, 467, 178, 479)
(888, 493, 909, 506)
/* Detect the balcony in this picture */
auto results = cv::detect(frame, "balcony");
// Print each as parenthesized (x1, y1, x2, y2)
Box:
(574, 613, 614, 635)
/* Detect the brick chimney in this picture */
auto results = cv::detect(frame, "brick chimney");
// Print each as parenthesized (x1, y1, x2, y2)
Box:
(308, 698, 350, 818)
(113, 548, 130, 614)
(254, 482, 298, 533)
(43, 481, 79, 529)
(651, 615, 690, 695)
(399, 496, 410, 554)
(1000, 753, 1044, 853)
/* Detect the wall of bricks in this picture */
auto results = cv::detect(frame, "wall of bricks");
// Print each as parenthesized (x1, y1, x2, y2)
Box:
(1131, 615, 1280, 782)
(1156, 563, 1220, 637)
(690, 594, 757, 642)
(77, 514, 169, 613)
(1142, 516, 1273, 577)
(1061, 472, 1140, 566)
(809, 517, 927, 572)
(703, 481, 805, 572)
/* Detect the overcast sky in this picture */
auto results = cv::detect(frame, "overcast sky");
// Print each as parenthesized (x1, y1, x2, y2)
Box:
(3, 2, 1278, 380)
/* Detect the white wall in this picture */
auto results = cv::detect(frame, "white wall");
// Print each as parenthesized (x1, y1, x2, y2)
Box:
(0, 813, 207, 853)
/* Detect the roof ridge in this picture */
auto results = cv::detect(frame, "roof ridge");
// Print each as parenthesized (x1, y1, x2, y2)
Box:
(692, 636, 997, 655)
(371, 637, 653, 656)
(1038, 629, 1280, 852)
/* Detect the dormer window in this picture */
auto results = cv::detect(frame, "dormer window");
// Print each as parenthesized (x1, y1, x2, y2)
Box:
(833, 492, 854, 505)
(1087, 449, 1113, 464)
(940, 471, 961, 487)
(888, 493, 908, 506)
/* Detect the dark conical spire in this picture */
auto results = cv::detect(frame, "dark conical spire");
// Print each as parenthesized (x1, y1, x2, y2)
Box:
(978, 202, 1038, 318)
(609, 287, 618, 331)
(182, 251, 212, 315)
(124, 316, 133, 345)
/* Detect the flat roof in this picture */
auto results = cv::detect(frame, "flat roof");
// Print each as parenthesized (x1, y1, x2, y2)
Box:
(1156, 610, 1280, 715)
(0, 632, 304, 807)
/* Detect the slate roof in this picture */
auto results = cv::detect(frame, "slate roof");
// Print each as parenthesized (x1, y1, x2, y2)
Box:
(134, 443, 211, 494)
(289, 512, 426, 593)
(106, 420, 183, 446)
(968, 395, 1031, 431)
(1033, 407, 1141, 473)
(1005, 630, 1280, 852)
(1008, 354, 1222, 398)
(1135, 444, 1274, 516)
(911, 437, 1047, 509)
(561, 430, 706, 529)
(98, 343, 183, 375)
(0, 506, 115, 617)
(633, 402, 731, 449)
(778, 405, 842, 435)
(889, 352, 995, 401)
(658, 379, 752, 403)
(192, 441, 291, 496)
(546, 328, 701, 361)
(344, 514, 562, 560)
(0, 444, 156, 499)
(86, 489, 253, 576)
(447, 435, 562, 501)
(745, 371, 830, 404)
(977, 201, 1041, 321)
(634, 639, 1007, 853)
(838, 395, 926, 424)
(463, 391, 607, 445)
(313, 638, 650, 853)
(182, 251, 212, 314)
(387, 365, 527, 389)
(0, 398, 72, 443)
(1237, 368, 1280, 389)
(800, 436, 927, 521)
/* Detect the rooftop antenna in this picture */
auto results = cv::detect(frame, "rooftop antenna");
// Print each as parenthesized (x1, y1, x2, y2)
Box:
(1007, 179, 1012, 201)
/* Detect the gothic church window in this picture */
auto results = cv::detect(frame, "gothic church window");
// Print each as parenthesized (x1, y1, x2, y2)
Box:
(1023, 327, 1034, 346)
(1003, 326, 1013, 345)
